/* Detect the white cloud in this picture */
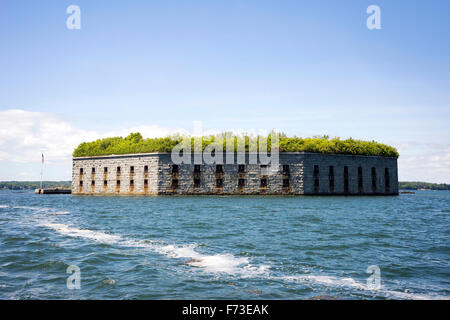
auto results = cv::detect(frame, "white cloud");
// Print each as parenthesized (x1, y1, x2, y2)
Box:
(397, 143, 450, 183)
(0, 109, 92, 163)
(0, 109, 449, 183)
(0, 109, 185, 164)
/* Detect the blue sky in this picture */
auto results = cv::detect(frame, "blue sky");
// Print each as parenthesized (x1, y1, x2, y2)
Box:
(0, 0, 449, 182)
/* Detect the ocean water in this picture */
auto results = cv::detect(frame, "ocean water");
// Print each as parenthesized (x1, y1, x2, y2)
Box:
(0, 190, 448, 300)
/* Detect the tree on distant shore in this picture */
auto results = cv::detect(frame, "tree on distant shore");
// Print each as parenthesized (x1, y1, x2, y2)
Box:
(0, 181, 71, 190)
(399, 182, 450, 190)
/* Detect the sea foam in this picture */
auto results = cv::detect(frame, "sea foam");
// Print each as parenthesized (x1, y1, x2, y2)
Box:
(280, 274, 448, 300)
(40, 221, 269, 277)
(39, 216, 446, 299)
(42, 223, 121, 244)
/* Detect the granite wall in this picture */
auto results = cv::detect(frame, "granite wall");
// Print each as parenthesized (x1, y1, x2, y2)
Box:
(72, 152, 398, 195)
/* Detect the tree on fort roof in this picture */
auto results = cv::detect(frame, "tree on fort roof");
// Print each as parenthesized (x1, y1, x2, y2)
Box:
(72, 132, 399, 158)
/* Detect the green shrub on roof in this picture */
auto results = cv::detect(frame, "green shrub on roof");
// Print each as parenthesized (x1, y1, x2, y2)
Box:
(73, 132, 399, 158)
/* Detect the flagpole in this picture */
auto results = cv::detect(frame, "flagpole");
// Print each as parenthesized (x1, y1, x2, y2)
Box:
(40, 153, 43, 190)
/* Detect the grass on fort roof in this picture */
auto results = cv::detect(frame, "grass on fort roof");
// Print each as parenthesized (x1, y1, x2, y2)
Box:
(72, 132, 399, 158)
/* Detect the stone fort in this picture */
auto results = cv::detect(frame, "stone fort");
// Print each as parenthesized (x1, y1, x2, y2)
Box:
(72, 152, 398, 195)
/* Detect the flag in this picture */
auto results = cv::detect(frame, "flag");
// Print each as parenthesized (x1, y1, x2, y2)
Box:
(42, 153, 44, 164)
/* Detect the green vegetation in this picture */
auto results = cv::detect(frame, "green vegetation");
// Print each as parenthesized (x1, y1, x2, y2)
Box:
(399, 181, 450, 190)
(0, 181, 71, 190)
(73, 132, 399, 158)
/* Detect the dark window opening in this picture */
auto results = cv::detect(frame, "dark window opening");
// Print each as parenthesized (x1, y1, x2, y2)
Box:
(172, 165, 179, 174)
(344, 166, 349, 193)
(130, 166, 134, 174)
(260, 164, 267, 169)
(193, 178, 201, 188)
(91, 180, 95, 186)
(144, 179, 148, 186)
(371, 167, 377, 192)
(260, 178, 267, 188)
(216, 179, 223, 188)
(116, 180, 120, 186)
(91, 167, 95, 174)
(104, 167, 108, 173)
(238, 179, 245, 188)
(385, 168, 390, 193)
(329, 166, 335, 193)
(282, 165, 290, 175)
(358, 166, 363, 193)
(194, 165, 201, 173)
(144, 165, 148, 173)
(171, 179, 178, 188)
(314, 180, 319, 193)
(104, 180, 107, 186)
(80, 168, 83, 175)
(117, 167, 121, 174)
(130, 180, 134, 187)
(216, 165, 223, 173)
(313, 165, 319, 193)
(238, 165, 245, 173)
(283, 179, 290, 188)
(79, 180, 83, 186)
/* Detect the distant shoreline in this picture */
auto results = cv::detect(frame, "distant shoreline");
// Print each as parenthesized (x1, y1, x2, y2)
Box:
(0, 181, 71, 190)
(398, 182, 450, 191)
(1, 181, 449, 191)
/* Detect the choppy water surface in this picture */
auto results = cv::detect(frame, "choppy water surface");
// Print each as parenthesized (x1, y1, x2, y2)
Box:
(0, 190, 448, 299)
